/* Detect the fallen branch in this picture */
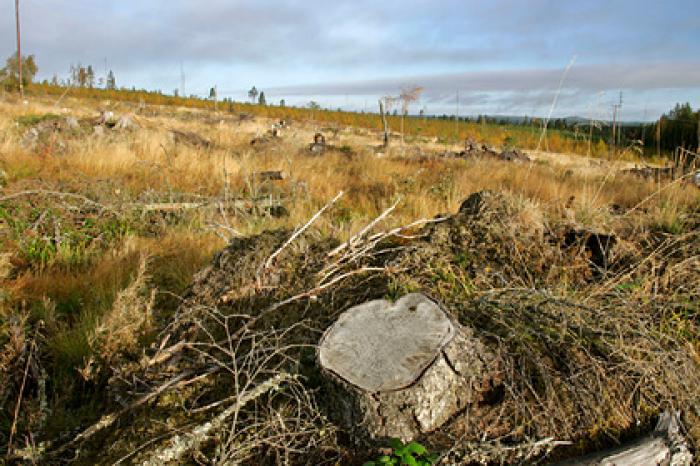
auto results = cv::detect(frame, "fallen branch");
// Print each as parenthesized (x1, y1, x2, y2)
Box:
(0, 190, 282, 216)
(0, 190, 110, 211)
(328, 197, 400, 257)
(6, 338, 35, 459)
(141, 373, 295, 465)
(261, 190, 343, 273)
(255, 170, 286, 181)
(56, 369, 200, 454)
(129, 198, 281, 213)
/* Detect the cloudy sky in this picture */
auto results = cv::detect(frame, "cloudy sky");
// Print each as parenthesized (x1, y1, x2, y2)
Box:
(2, 0, 699, 120)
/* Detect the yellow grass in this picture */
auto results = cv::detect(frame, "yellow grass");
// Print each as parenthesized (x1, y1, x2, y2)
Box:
(1, 94, 697, 370)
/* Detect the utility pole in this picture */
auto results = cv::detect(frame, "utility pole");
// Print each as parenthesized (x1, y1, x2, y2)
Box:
(15, 0, 23, 98)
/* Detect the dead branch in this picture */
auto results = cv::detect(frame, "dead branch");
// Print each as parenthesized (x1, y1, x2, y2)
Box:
(0, 190, 111, 211)
(6, 337, 35, 459)
(141, 373, 295, 465)
(260, 190, 343, 273)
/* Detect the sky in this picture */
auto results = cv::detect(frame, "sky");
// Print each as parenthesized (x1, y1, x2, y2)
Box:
(1, 0, 699, 120)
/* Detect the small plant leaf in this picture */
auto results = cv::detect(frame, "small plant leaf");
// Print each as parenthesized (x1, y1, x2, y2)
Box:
(405, 441, 427, 456)
(389, 438, 404, 450)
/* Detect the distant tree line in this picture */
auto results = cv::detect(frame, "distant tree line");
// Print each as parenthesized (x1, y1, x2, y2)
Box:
(429, 103, 700, 156)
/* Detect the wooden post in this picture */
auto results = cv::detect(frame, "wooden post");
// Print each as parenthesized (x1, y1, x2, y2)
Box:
(611, 106, 617, 160)
(656, 118, 661, 159)
(15, 0, 23, 99)
(379, 99, 389, 147)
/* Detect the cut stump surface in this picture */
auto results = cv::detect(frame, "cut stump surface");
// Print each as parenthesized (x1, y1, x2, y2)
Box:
(319, 293, 454, 392)
(318, 293, 499, 442)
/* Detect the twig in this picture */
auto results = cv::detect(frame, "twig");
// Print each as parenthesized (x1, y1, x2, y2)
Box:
(623, 170, 698, 216)
(260, 190, 343, 275)
(53, 86, 71, 107)
(228, 265, 386, 345)
(328, 197, 401, 257)
(6, 339, 34, 459)
(536, 56, 577, 152)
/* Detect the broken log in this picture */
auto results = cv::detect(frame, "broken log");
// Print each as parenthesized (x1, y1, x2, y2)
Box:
(552, 410, 692, 466)
(168, 129, 211, 148)
(125, 198, 283, 215)
(255, 170, 286, 181)
(318, 293, 500, 443)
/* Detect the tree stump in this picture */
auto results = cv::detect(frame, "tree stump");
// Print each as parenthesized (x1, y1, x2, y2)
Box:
(318, 293, 500, 443)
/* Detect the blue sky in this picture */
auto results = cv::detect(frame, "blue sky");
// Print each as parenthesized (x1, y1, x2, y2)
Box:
(1, 0, 699, 120)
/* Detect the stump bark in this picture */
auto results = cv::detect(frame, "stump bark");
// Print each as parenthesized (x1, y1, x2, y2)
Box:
(318, 293, 499, 443)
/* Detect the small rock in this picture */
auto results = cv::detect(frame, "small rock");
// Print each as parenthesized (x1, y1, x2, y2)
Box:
(114, 115, 140, 131)
(64, 116, 80, 131)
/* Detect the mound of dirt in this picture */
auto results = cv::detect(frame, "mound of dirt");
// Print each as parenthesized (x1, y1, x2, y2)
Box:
(45, 191, 699, 465)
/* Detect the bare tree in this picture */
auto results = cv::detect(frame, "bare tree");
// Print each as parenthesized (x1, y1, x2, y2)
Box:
(378, 95, 399, 148)
(399, 86, 423, 144)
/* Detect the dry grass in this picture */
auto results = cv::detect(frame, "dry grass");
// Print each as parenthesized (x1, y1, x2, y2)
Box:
(0, 93, 697, 462)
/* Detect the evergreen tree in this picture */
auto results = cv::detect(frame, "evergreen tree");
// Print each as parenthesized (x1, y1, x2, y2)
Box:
(258, 91, 266, 105)
(106, 70, 116, 90)
(248, 86, 258, 103)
